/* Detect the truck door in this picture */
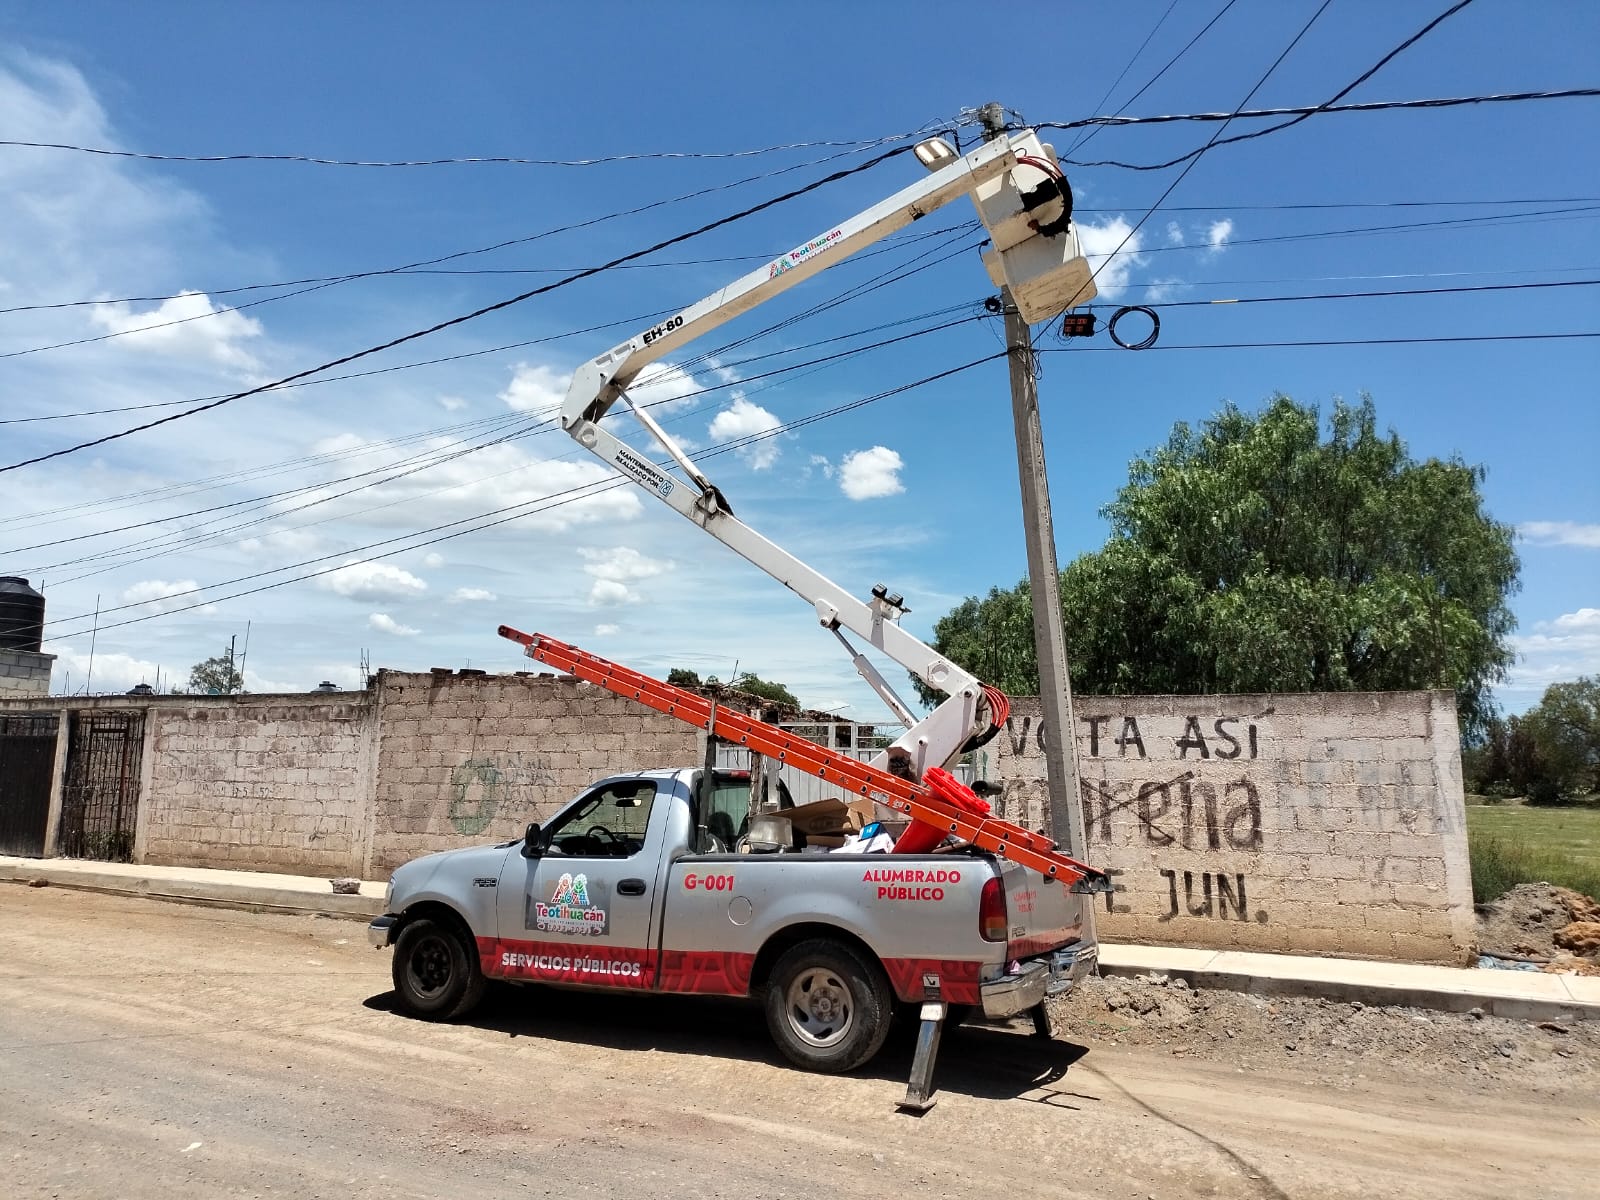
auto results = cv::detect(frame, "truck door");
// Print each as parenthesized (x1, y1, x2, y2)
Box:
(491, 778, 667, 989)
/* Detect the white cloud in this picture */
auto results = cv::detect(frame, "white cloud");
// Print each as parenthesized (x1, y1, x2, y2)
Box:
(449, 587, 497, 603)
(237, 528, 326, 556)
(594, 623, 620, 636)
(1553, 608, 1600, 632)
(499, 358, 707, 423)
(42, 644, 163, 695)
(500, 362, 569, 418)
(630, 361, 708, 412)
(838, 446, 905, 500)
(1165, 221, 1184, 246)
(587, 579, 635, 607)
(808, 454, 834, 479)
(1206, 219, 1234, 252)
(1505, 608, 1600, 697)
(438, 395, 467, 412)
(119, 578, 214, 615)
(278, 435, 641, 533)
(707, 396, 782, 469)
(581, 546, 672, 607)
(422, 553, 445, 569)
(368, 612, 420, 636)
(1075, 217, 1145, 299)
(89, 290, 264, 371)
(1519, 521, 1600, 549)
(319, 562, 428, 602)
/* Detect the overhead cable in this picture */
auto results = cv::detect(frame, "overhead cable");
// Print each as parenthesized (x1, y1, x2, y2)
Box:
(1054, 0, 1492, 169)
(1065, 0, 1240, 157)
(1076, 0, 1335, 300)
(22, 353, 1004, 640)
(0, 143, 912, 475)
(0, 131, 917, 169)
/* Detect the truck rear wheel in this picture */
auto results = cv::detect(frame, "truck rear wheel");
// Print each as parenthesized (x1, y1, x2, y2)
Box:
(764, 939, 892, 1073)
(392, 916, 486, 1021)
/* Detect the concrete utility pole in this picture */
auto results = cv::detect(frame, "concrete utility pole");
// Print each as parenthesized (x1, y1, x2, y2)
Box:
(978, 103, 1088, 862)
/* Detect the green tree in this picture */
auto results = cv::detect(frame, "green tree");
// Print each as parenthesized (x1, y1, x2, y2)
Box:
(730, 672, 799, 708)
(1522, 677, 1600, 800)
(927, 397, 1520, 736)
(666, 668, 702, 688)
(187, 653, 242, 695)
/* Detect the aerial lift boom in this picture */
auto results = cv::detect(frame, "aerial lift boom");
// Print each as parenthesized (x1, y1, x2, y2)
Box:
(557, 126, 1095, 785)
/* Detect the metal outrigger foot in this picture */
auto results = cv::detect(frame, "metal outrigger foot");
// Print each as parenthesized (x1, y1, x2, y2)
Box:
(897, 982, 947, 1114)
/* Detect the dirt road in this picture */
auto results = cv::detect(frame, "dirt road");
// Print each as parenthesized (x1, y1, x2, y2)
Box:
(2, 887, 1595, 1199)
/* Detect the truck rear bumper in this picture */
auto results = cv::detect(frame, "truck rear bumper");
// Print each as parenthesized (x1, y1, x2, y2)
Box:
(980, 941, 1098, 1019)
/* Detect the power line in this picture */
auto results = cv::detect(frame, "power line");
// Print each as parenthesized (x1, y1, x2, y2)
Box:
(1118, 203, 1600, 260)
(1076, 196, 1600, 213)
(1066, 0, 1182, 157)
(1077, 0, 1335, 301)
(1045, 331, 1599, 353)
(0, 131, 917, 169)
(0, 139, 909, 359)
(1065, 0, 1240, 158)
(7, 310, 985, 569)
(23, 353, 1005, 640)
(1097, 277, 1600, 309)
(1043, 90, 1600, 157)
(0, 144, 913, 476)
(1054, 0, 1496, 170)
(3, 222, 975, 459)
(0, 206, 961, 322)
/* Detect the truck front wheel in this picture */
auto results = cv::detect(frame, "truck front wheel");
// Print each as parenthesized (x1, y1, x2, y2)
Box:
(392, 916, 486, 1021)
(764, 939, 892, 1073)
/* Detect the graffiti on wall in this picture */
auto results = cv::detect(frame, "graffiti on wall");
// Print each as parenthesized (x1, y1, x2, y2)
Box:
(1003, 712, 1266, 760)
(449, 753, 556, 835)
(1080, 772, 1263, 851)
(1094, 865, 1267, 924)
(997, 709, 1275, 926)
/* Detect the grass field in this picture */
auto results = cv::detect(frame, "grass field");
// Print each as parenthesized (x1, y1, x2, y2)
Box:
(1464, 800, 1600, 903)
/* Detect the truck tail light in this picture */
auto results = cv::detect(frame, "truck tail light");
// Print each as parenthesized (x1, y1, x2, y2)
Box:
(979, 876, 1008, 942)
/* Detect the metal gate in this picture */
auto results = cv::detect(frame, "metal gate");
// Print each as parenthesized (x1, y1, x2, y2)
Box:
(0, 713, 59, 857)
(59, 710, 144, 862)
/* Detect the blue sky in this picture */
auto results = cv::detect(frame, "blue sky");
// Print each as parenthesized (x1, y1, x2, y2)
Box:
(0, 1, 1594, 718)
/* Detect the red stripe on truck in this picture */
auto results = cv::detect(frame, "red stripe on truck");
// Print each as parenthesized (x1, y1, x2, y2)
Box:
(482, 936, 985, 1005)
(479, 937, 656, 989)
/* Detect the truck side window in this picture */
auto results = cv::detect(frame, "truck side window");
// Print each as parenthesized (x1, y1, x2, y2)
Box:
(544, 781, 657, 859)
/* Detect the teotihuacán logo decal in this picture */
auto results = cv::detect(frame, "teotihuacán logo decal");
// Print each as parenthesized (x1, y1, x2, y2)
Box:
(528, 872, 610, 937)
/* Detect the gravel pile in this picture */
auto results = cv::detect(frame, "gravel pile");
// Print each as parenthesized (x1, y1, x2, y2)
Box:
(1476, 882, 1600, 971)
(1048, 971, 1598, 1094)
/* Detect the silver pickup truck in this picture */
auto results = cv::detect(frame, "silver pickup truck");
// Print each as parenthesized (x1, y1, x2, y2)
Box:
(370, 766, 1097, 1072)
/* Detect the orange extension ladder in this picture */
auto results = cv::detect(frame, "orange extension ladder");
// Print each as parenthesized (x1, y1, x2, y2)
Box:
(499, 627, 1109, 893)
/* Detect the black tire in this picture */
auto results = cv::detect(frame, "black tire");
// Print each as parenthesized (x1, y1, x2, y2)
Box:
(763, 939, 892, 1073)
(392, 916, 487, 1021)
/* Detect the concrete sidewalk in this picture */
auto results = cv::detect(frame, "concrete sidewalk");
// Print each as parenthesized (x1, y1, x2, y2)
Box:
(0, 855, 385, 919)
(5, 855, 1596, 1023)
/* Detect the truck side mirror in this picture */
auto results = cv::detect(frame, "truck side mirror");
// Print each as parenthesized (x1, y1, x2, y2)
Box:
(521, 822, 543, 858)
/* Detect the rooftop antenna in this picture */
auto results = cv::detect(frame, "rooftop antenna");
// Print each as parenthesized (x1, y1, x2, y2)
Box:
(85, 593, 100, 694)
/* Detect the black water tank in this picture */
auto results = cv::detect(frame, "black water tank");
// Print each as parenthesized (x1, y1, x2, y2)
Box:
(0, 577, 45, 653)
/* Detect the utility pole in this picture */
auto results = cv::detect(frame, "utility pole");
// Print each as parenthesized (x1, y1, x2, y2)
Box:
(979, 103, 1088, 862)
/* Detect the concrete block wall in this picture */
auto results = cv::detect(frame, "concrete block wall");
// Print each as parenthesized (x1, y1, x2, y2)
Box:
(367, 671, 707, 875)
(0, 648, 55, 698)
(140, 695, 374, 874)
(979, 690, 1475, 964)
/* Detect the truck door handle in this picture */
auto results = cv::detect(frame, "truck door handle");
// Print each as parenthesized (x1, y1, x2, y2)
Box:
(617, 878, 647, 896)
